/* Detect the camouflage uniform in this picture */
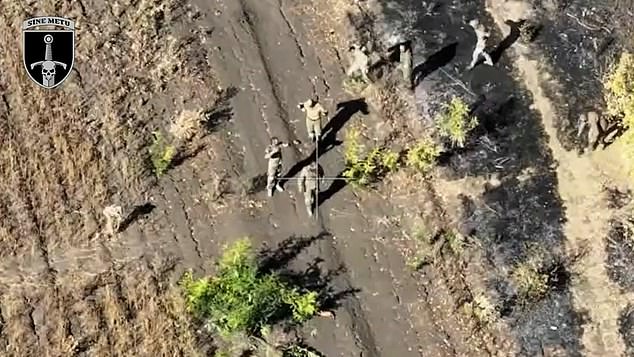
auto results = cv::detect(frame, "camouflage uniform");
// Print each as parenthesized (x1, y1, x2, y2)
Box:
(399, 45, 413, 88)
(299, 99, 328, 141)
(298, 162, 323, 217)
(468, 20, 493, 69)
(264, 138, 289, 197)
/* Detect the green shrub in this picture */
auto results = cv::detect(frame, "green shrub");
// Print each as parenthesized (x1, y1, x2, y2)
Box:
(342, 74, 369, 94)
(342, 129, 400, 187)
(343, 147, 400, 187)
(180, 238, 318, 337)
(436, 97, 478, 148)
(443, 229, 465, 256)
(406, 138, 440, 173)
(149, 131, 176, 177)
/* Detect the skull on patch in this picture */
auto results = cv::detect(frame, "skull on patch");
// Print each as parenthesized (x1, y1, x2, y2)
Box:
(41, 61, 56, 86)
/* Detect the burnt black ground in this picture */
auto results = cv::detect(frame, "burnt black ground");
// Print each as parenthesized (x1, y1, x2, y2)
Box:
(606, 218, 634, 292)
(373, 0, 584, 355)
(620, 304, 634, 357)
(527, 0, 625, 151)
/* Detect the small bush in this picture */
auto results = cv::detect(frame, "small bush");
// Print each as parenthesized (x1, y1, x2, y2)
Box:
(464, 294, 497, 325)
(443, 229, 465, 256)
(511, 260, 549, 302)
(604, 52, 634, 176)
(169, 109, 202, 141)
(343, 147, 400, 187)
(149, 131, 176, 177)
(436, 97, 478, 148)
(406, 138, 441, 173)
(342, 129, 400, 187)
(342, 74, 369, 94)
(180, 238, 318, 337)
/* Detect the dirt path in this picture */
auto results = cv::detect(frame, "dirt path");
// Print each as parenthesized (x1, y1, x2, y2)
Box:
(486, 1, 633, 355)
(186, 0, 468, 355)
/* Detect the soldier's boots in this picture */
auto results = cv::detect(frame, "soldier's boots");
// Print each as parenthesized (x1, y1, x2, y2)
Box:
(267, 183, 284, 197)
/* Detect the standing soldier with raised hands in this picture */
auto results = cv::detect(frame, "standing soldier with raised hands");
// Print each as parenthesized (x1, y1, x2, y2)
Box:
(264, 136, 290, 197)
(298, 96, 328, 142)
(468, 19, 494, 70)
(298, 161, 323, 218)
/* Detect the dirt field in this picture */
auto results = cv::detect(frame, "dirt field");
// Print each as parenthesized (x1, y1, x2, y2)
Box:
(2, 0, 634, 356)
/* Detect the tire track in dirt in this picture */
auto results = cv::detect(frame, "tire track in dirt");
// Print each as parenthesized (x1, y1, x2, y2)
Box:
(485, 1, 630, 355)
(277, 0, 332, 95)
(193, 0, 395, 355)
(237, 0, 310, 163)
(235, 1, 402, 355)
(225, 0, 460, 354)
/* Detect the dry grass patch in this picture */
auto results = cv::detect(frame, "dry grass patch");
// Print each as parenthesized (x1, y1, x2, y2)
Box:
(0, 0, 218, 252)
(0, 260, 200, 357)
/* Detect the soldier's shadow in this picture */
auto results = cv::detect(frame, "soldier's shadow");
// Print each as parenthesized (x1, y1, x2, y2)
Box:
(317, 169, 347, 207)
(412, 42, 458, 87)
(281, 98, 369, 186)
(490, 19, 524, 64)
(257, 233, 360, 314)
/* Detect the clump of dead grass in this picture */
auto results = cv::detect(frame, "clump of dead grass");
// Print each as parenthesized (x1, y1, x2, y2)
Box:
(464, 293, 498, 326)
(510, 257, 549, 303)
(170, 109, 205, 141)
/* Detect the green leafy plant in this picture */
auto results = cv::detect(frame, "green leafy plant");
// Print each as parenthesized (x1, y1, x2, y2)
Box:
(180, 238, 319, 337)
(342, 129, 400, 187)
(149, 131, 176, 177)
(443, 229, 465, 256)
(436, 97, 478, 148)
(406, 138, 441, 173)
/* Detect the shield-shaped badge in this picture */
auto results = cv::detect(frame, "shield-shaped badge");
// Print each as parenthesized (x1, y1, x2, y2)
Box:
(23, 17, 75, 89)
